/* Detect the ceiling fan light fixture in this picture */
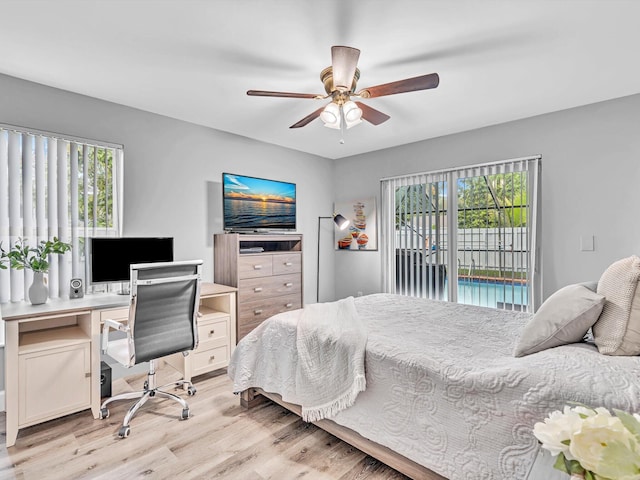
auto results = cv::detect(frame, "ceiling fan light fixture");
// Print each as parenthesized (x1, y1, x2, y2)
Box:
(343, 100, 362, 123)
(320, 102, 341, 128)
(345, 117, 362, 129)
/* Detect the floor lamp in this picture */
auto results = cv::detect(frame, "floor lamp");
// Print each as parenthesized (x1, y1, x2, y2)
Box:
(317, 213, 350, 303)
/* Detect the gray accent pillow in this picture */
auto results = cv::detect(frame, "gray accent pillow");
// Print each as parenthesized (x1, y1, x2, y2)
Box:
(514, 284, 605, 357)
(578, 280, 598, 292)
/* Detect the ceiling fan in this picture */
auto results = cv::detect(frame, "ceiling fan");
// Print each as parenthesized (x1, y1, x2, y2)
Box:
(247, 46, 440, 130)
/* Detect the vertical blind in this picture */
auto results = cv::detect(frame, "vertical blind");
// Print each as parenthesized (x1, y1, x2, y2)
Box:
(380, 156, 541, 312)
(0, 124, 123, 304)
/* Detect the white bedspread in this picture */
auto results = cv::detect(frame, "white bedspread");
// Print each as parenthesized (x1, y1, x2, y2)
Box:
(295, 296, 366, 421)
(228, 293, 640, 480)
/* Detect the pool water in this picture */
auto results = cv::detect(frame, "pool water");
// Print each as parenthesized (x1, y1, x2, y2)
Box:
(450, 278, 528, 309)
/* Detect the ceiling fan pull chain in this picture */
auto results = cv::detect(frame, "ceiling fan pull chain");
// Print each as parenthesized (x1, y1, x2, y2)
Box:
(339, 105, 346, 144)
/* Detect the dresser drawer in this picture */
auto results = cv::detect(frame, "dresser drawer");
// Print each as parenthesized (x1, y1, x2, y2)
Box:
(191, 345, 228, 376)
(238, 273, 301, 303)
(238, 293, 302, 339)
(272, 253, 302, 275)
(238, 255, 273, 279)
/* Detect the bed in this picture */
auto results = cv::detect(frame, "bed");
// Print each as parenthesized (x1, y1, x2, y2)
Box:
(228, 293, 640, 480)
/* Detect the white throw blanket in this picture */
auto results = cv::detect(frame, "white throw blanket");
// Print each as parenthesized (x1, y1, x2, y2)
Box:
(296, 296, 367, 421)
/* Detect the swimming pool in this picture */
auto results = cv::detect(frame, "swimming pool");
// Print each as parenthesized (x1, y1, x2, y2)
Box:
(451, 278, 528, 309)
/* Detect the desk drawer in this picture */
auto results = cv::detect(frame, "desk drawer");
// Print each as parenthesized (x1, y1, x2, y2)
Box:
(272, 253, 302, 275)
(196, 317, 228, 347)
(100, 307, 129, 324)
(238, 255, 273, 279)
(238, 273, 301, 303)
(191, 345, 228, 375)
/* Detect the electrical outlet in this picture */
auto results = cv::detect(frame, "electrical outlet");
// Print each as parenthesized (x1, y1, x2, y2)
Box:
(357, 291, 363, 297)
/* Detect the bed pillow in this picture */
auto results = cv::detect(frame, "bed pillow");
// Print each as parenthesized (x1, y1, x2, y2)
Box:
(578, 280, 598, 292)
(593, 255, 640, 355)
(514, 284, 605, 357)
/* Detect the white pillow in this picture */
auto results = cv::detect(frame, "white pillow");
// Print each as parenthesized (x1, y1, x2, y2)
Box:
(514, 284, 605, 357)
(593, 255, 640, 355)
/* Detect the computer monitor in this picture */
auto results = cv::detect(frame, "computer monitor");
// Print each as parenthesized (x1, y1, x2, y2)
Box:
(90, 237, 174, 285)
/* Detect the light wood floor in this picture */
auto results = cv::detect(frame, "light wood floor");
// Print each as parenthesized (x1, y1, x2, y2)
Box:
(0, 365, 409, 480)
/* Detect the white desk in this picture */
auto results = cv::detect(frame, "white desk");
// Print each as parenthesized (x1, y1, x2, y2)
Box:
(2, 282, 236, 448)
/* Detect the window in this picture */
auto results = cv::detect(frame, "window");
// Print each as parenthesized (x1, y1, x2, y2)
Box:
(0, 124, 123, 303)
(381, 156, 541, 312)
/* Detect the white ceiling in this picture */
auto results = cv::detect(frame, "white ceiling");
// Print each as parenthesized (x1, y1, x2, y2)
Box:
(1, 0, 640, 160)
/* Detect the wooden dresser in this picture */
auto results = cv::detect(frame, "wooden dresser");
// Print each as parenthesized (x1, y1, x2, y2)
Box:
(214, 233, 303, 341)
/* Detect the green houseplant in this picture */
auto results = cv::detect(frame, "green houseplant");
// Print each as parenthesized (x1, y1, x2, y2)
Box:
(0, 242, 8, 270)
(8, 237, 71, 304)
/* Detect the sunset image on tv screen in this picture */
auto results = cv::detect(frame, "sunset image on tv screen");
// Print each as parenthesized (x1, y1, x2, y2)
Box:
(223, 173, 296, 230)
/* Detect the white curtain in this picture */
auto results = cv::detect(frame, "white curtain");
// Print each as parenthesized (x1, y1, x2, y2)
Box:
(380, 156, 541, 312)
(0, 124, 124, 304)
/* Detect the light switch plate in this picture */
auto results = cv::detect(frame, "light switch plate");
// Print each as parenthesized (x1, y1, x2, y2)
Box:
(580, 235, 594, 251)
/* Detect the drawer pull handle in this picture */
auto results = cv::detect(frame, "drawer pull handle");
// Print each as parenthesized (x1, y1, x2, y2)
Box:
(209, 329, 215, 335)
(284, 262, 293, 266)
(285, 303, 293, 308)
(254, 287, 263, 292)
(209, 355, 216, 361)
(253, 265, 262, 270)
(284, 282, 293, 287)
(254, 309, 263, 315)
(85, 372, 91, 378)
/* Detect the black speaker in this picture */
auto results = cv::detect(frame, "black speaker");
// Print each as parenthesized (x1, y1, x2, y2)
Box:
(100, 361, 112, 398)
(69, 278, 84, 299)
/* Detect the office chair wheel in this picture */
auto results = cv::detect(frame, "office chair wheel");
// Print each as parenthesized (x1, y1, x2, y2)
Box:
(99, 407, 110, 419)
(181, 408, 190, 420)
(118, 425, 131, 438)
(187, 386, 197, 396)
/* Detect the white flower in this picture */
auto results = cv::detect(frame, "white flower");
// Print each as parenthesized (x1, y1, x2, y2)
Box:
(533, 406, 584, 459)
(569, 411, 640, 480)
(573, 405, 599, 418)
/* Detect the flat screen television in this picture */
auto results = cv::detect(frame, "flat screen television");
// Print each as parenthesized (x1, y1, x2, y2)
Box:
(90, 237, 174, 284)
(223, 173, 296, 232)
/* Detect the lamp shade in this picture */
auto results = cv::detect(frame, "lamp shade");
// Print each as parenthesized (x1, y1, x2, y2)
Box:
(343, 101, 362, 122)
(333, 213, 349, 230)
(343, 101, 363, 129)
(320, 102, 341, 129)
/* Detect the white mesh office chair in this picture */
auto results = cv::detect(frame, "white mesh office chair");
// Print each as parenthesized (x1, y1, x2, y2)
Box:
(99, 260, 202, 438)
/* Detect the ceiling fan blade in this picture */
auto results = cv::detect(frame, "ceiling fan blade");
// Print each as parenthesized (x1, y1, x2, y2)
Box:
(359, 73, 439, 98)
(355, 102, 390, 126)
(247, 90, 320, 99)
(290, 106, 325, 129)
(331, 46, 360, 91)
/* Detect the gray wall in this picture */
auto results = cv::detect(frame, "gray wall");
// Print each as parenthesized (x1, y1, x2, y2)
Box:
(333, 93, 640, 300)
(0, 73, 337, 396)
(2, 72, 640, 396)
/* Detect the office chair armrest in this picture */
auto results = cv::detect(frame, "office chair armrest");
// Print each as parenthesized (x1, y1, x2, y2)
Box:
(101, 318, 130, 353)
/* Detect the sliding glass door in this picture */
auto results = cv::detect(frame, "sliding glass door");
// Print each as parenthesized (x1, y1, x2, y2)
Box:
(381, 157, 541, 312)
(392, 178, 448, 300)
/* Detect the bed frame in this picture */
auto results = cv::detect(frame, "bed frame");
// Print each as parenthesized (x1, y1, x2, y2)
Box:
(240, 388, 446, 480)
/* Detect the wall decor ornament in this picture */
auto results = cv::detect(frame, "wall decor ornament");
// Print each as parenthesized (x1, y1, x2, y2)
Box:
(334, 198, 377, 251)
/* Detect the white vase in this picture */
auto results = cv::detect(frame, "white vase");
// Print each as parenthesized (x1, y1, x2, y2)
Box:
(28, 272, 48, 305)
(570, 474, 586, 480)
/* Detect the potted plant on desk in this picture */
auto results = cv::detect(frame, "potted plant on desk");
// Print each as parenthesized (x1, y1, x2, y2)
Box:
(8, 237, 71, 305)
(0, 242, 8, 270)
